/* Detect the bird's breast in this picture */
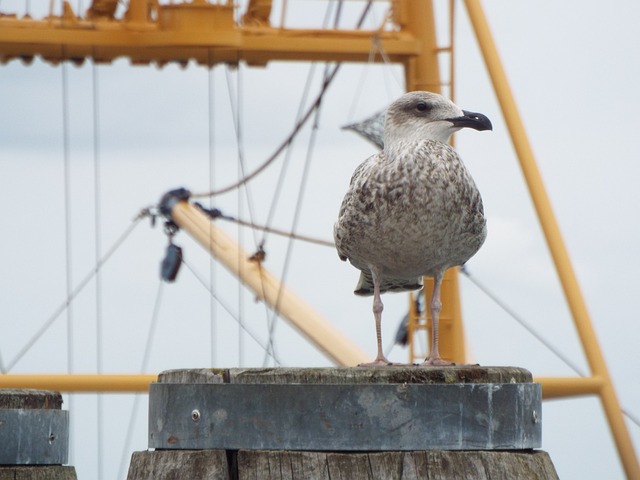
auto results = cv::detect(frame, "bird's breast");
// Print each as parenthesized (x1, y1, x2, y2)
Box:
(334, 141, 486, 276)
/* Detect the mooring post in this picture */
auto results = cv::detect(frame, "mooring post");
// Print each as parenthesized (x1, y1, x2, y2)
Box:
(0, 388, 77, 479)
(128, 366, 559, 479)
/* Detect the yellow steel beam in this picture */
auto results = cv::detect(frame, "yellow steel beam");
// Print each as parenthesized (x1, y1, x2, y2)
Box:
(430, 268, 466, 363)
(537, 376, 604, 400)
(0, 4, 420, 66)
(408, 269, 466, 364)
(0, 373, 608, 398)
(0, 374, 156, 392)
(401, 0, 442, 93)
(402, 0, 466, 365)
(165, 198, 369, 367)
(463, 1, 639, 478)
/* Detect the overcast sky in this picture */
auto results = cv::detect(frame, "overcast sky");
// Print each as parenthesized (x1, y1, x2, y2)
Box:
(1, 0, 640, 479)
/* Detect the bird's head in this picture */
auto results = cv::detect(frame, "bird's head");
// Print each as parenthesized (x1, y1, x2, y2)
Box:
(383, 91, 492, 147)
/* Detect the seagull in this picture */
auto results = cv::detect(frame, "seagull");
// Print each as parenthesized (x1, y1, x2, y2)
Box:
(334, 91, 492, 366)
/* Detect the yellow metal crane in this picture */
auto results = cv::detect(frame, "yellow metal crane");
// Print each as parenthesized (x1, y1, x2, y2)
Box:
(0, 0, 638, 477)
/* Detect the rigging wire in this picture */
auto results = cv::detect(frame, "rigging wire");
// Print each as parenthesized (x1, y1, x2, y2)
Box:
(207, 54, 218, 367)
(224, 66, 261, 250)
(198, 54, 332, 365)
(260, 0, 346, 364)
(372, 35, 404, 90)
(253, 61, 329, 359)
(189, 1, 374, 200)
(200, 206, 334, 248)
(223, 60, 272, 365)
(62, 60, 74, 378)
(346, 3, 399, 123)
(190, 66, 341, 199)
(4, 213, 146, 373)
(460, 266, 586, 377)
(117, 280, 165, 480)
(91, 58, 105, 480)
(182, 259, 281, 365)
(61, 59, 75, 466)
(623, 409, 640, 431)
(225, 65, 249, 366)
(237, 189, 245, 366)
(200, 0, 373, 362)
(260, 62, 319, 248)
(262, 63, 330, 366)
(460, 266, 640, 430)
(256, 61, 321, 363)
(347, 38, 377, 124)
(448, 0, 456, 102)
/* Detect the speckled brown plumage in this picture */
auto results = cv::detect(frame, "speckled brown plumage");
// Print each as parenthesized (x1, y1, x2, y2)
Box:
(334, 91, 492, 366)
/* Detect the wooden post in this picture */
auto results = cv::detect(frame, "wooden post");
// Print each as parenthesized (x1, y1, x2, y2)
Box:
(0, 389, 77, 480)
(128, 367, 558, 479)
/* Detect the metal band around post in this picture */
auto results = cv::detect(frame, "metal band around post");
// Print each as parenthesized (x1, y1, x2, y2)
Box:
(148, 382, 541, 451)
(0, 409, 69, 464)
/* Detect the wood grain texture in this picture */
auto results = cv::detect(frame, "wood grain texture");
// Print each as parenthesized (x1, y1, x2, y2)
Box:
(236, 450, 559, 480)
(128, 449, 558, 479)
(238, 451, 330, 480)
(0, 466, 77, 480)
(126, 450, 229, 480)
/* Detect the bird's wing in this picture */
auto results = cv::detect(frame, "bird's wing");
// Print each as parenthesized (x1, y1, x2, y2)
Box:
(334, 155, 377, 262)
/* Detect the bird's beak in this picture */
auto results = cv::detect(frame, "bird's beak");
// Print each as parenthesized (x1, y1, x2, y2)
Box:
(448, 110, 493, 131)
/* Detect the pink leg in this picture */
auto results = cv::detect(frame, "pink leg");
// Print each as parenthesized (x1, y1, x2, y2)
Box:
(358, 268, 394, 366)
(422, 270, 454, 366)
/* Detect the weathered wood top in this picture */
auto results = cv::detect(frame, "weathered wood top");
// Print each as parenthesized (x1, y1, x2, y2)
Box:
(157, 366, 533, 385)
(0, 389, 63, 410)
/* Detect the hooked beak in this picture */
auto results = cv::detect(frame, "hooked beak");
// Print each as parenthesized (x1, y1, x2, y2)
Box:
(448, 110, 493, 131)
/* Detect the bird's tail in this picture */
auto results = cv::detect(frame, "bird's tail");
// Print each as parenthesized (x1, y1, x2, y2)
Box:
(353, 270, 423, 296)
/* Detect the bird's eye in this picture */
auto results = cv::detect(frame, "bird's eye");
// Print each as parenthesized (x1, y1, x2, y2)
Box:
(416, 102, 430, 112)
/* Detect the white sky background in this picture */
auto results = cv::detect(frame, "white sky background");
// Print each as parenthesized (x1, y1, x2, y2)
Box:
(1, 0, 640, 479)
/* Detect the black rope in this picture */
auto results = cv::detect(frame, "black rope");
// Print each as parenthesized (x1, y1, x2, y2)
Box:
(261, 62, 320, 249)
(190, 65, 341, 199)
(195, 202, 334, 248)
(189, 0, 374, 199)
(263, 62, 331, 366)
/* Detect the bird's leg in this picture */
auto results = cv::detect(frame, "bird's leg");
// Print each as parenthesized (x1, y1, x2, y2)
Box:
(422, 271, 454, 366)
(358, 269, 394, 366)
(372, 287, 386, 361)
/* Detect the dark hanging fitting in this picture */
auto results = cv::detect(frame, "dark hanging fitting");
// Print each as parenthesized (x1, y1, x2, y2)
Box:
(160, 221, 182, 282)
